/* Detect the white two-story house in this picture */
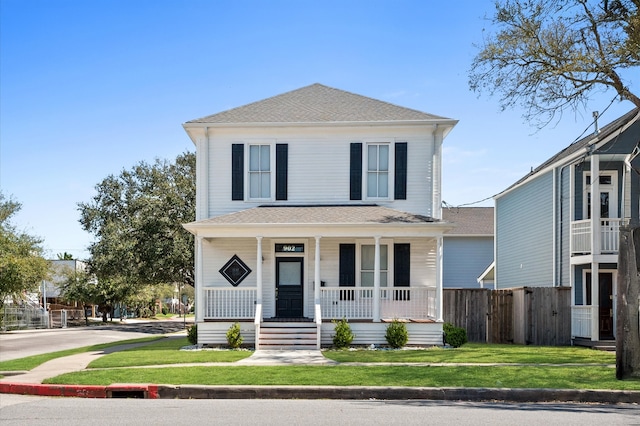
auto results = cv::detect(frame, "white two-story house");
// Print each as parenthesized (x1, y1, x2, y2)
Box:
(183, 84, 458, 349)
(494, 108, 640, 347)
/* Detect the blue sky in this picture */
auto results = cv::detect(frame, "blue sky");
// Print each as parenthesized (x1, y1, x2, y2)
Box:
(1, 0, 635, 260)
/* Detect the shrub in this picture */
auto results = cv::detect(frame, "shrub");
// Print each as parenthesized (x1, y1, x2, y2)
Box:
(187, 324, 198, 345)
(161, 307, 168, 315)
(226, 322, 243, 348)
(332, 318, 354, 348)
(443, 322, 467, 348)
(385, 319, 409, 348)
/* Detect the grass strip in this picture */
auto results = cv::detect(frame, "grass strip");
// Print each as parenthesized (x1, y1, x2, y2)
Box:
(0, 337, 163, 371)
(43, 365, 640, 390)
(88, 337, 251, 368)
(323, 343, 615, 364)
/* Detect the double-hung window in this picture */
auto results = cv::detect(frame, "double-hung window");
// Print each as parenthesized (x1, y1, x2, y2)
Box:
(360, 244, 388, 288)
(249, 144, 271, 199)
(367, 144, 389, 198)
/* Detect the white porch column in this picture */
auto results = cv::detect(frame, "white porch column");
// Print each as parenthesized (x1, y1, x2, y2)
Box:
(590, 153, 600, 255)
(590, 263, 599, 341)
(314, 236, 321, 305)
(589, 152, 600, 341)
(256, 236, 263, 305)
(196, 236, 204, 322)
(373, 235, 381, 322)
(436, 236, 444, 322)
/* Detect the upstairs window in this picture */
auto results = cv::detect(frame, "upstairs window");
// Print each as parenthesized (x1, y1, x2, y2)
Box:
(249, 145, 271, 199)
(367, 144, 389, 198)
(351, 142, 406, 201)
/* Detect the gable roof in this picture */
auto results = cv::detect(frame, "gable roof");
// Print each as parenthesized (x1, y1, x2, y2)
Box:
(184, 83, 456, 126)
(442, 207, 494, 236)
(498, 108, 640, 197)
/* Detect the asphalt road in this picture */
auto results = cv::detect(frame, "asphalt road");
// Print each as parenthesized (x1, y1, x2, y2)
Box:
(1, 397, 639, 425)
(0, 319, 191, 362)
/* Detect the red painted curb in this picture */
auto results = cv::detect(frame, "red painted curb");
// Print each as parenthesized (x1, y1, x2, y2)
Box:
(0, 382, 156, 399)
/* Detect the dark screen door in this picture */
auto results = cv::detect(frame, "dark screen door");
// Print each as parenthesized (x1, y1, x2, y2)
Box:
(276, 257, 304, 318)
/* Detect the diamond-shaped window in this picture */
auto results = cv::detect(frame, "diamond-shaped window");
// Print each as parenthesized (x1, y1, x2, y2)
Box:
(219, 255, 252, 287)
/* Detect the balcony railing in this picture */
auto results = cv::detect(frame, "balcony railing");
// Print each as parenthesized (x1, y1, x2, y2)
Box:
(320, 287, 436, 321)
(571, 305, 592, 339)
(571, 218, 624, 255)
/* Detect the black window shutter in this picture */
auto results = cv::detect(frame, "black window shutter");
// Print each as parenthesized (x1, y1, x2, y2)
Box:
(339, 244, 356, 301)
(231, 144, 244, 201)
(394, 243, 410, 287)
(276, 144, 288, 200)
(350, 143, 362, 200)
(394, 142, 407, 200)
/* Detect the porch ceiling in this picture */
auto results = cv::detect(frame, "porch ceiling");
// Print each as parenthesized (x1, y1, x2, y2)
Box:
(183, 205, 454, 238)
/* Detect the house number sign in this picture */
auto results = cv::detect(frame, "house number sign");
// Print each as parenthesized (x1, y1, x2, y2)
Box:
(275, 243, 304, 253)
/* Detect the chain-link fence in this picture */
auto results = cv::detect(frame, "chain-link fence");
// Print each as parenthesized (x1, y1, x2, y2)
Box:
(1, 306, 49, 331)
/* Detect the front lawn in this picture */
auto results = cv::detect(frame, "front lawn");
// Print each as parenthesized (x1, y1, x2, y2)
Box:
(44, 365, 640, 390)
(88, 337, 251, 368)
(322, 343, 616, 364)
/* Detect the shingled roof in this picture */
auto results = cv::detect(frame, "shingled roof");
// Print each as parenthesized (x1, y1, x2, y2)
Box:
(442, 207, 494, 235)
(187, 205, 437, 226)
(185, 83, 454, 125)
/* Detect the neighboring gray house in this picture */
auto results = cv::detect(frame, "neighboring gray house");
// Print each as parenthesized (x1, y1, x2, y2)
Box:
(43, 259, 87, 305)
(182, 84, 458, 348)
(442, 207, 494, 289)
(494, 108, 640, 346)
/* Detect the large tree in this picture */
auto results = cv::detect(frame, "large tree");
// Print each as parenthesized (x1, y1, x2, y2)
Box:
(470, 0, 640, 379)
(78, 152, 196, 290)
(470, 0, 640, 127)
(0, 192, 50, 308)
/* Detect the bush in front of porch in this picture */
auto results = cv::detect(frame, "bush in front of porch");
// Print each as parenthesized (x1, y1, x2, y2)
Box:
(332, 318, 354, 348)
(385, 319, 408, 348)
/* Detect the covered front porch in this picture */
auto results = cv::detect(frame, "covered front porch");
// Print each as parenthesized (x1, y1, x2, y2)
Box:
(184, 205, 453, 348)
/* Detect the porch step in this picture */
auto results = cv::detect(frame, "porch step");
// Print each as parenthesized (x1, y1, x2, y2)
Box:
(258, 322, 318, 350)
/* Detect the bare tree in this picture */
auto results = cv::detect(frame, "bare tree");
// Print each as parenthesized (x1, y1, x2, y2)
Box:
(470, 0, 639, 127)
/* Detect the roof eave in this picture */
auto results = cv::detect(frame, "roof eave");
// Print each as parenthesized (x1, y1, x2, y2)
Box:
(182, 221, 454, 238)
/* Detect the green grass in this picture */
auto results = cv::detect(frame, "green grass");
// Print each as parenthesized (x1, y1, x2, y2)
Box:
(0, 337, 163, 371)
(6, 338, 635, 391)
(88, 337, 251, 368)
(44, 365, 640, 390)
(323, 343, 616, 364)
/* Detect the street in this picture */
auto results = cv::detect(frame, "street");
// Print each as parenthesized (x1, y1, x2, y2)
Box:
(0, 319, 190, 362)
(1, 396, 639, 425)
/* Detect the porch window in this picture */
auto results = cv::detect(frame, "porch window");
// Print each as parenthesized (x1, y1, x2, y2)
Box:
(361, 244, 388, 288)
(367, 144, 389, 198)
(249, 145, 271, 199)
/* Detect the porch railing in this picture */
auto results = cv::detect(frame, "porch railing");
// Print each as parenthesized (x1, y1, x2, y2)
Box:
(320, 287, 436, 321)
(571, 218, 624, 255)
(571, 305, 592, 339)
(203, 287, 256, 319)
(202, 286, 436, 321)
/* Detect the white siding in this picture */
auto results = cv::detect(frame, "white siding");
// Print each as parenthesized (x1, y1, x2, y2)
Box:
(204, 126, 437, 217)
(443, 237, 493, 288)
(495, 172, 554, 289)
(202, 236, 438, 320)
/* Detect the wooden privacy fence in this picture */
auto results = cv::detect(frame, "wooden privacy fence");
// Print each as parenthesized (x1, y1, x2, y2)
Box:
(443, 287, 571, 346)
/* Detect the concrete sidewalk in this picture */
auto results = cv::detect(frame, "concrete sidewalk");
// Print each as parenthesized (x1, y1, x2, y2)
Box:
(1, 341, 638, 403)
